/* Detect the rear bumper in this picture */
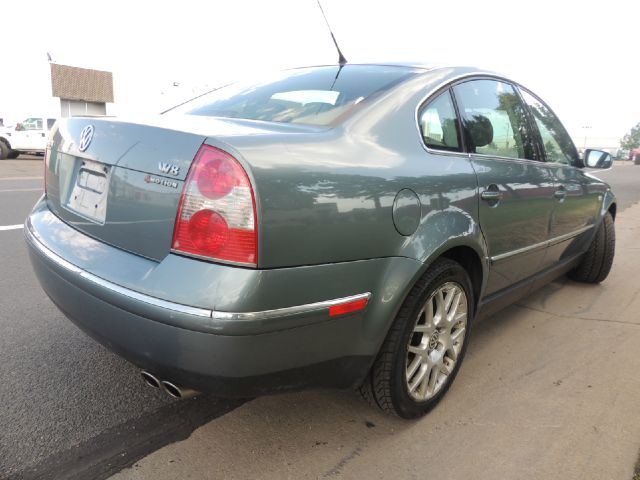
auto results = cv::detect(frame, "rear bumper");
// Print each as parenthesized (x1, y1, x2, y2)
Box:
(27, 221, 370, 335)
(25, 198, 423, 396)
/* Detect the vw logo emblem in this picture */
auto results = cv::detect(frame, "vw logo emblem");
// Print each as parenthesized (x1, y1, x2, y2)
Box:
(78, 125, 95, 152)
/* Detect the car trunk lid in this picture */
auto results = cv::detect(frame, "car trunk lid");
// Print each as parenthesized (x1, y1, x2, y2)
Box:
(45, 116, 324, 262)
(45, 117, 208, 261)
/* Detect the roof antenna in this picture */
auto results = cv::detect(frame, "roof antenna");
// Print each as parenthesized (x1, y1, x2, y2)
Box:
(316, 0, 347, 65)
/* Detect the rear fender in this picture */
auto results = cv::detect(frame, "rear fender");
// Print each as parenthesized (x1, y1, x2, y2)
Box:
(370, 209, 488, 338)
(404, 207, 488, 294)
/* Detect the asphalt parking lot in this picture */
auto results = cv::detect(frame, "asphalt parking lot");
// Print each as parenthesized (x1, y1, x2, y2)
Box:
(0, 156, 244, 480)
(1, 157, 640, 479)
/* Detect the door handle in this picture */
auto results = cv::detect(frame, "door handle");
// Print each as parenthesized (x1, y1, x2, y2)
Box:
(554, 188, 567, 200)
(481, 189, 502, 201)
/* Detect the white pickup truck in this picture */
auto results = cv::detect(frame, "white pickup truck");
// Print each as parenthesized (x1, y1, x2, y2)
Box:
(0, 116, 57, 159)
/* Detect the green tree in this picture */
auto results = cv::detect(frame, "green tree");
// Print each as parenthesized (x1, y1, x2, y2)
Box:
(621, 123, 640, 150)
(545, 140, 558, 160)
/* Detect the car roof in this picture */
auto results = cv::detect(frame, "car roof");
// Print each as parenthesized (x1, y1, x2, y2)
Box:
(290, 62, 500, 78)
(349, 61, 444, 70)
(290, 62, 441, 71)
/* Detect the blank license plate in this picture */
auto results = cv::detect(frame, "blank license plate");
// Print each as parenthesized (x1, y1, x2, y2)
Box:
(66, 160, 110, 224)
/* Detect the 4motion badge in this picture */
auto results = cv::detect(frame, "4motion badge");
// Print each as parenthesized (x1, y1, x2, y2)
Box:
(144, 175, 178, 189)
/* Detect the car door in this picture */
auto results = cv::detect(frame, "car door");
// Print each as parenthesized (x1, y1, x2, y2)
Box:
(13, 117, 44, 150)
(26, 117, 47, 150)
(415, 88, 482, 258)
(519, 88, 605, 267)
(452, 78, 556, 296)
(10, 123, 29, 150)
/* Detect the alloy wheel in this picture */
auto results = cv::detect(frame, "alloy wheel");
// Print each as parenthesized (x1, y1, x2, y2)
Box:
(405, 281, 468, 401)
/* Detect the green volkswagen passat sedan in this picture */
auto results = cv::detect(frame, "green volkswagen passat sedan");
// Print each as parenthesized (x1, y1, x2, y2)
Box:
(25, 64, 616, 418)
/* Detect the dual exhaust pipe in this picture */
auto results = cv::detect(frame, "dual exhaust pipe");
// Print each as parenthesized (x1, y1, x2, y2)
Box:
(141, 371, 199, 400)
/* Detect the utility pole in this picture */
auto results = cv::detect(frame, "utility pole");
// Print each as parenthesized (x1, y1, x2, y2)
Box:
(582, 125, 592, 150)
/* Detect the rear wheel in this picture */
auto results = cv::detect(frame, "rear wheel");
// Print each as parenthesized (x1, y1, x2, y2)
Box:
(7, 150, 19, 159)
(569, 212, 615, 283)
(0, 142, 9, 160)
(360, 259, 473, 418)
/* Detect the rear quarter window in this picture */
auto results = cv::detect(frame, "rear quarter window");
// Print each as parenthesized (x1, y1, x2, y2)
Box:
(418, 90, 461, 151)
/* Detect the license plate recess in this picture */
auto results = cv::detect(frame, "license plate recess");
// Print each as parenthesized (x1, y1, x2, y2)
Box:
(66, 160, 110, 224)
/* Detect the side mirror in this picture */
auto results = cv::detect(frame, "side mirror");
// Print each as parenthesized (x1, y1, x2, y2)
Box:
(14, 123, 23, 131)
(584, 149, 613, 169)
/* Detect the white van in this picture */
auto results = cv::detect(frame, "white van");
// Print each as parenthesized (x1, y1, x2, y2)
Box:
(0, 116, 57, 159)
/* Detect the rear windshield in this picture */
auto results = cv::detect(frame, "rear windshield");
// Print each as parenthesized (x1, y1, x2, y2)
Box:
(170, 65, 419, 126)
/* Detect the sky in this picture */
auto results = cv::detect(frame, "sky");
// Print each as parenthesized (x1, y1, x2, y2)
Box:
(1, 0, 638, 148)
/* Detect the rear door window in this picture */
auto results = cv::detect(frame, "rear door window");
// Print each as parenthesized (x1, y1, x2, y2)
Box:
(453, 79, 536, 161)
(418, 90, 461, 151)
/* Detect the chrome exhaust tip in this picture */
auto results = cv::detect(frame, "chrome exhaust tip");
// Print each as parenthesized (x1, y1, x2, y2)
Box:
(141, 371, 161, 389)
(161, 380, 199, 400)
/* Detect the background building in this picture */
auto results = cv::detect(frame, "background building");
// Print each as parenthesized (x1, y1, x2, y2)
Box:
(50, 63, 114, 117)
(0, 61, 114, 126)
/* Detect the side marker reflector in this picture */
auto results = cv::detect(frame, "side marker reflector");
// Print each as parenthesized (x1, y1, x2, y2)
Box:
(329, 298, 369, 317)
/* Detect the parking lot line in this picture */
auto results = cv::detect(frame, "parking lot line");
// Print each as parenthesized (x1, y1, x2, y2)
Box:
(0, 176, 41, 181)
(0, 224, 23, 231)
(0, 188, 42, 193)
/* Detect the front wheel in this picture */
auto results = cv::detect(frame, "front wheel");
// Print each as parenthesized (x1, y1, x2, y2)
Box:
(569, 212, 615, 283)
(360, 259, 473, 419)
(7, 150, 19, 159)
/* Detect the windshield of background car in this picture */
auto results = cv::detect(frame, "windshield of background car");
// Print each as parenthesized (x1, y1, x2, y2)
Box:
(170, 65, 420, 126)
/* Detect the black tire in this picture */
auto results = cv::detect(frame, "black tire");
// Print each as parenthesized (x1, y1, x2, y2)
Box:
(7, 150, 19, 159)
(359, 258, 474, 419)
(0, 141, 9, 160)
(569, 212, 615, 283)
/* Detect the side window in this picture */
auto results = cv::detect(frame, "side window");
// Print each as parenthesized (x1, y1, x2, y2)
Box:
(47, 118, 56, 129)
(519, 89, 578, 165)
(418, 90, 461, 151)
(22, 118, 43, 130)
(453, 80, 536, 160)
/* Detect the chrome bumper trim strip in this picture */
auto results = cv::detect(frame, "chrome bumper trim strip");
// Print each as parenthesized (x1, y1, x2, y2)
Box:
(210, 293, 371, 321)
(25, 219, 212, 318)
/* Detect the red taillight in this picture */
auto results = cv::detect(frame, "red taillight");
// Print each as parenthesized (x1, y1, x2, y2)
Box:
(172, 145, 258, 266)
(196, 157, 239, 199)
(189, 210, 229, 252)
